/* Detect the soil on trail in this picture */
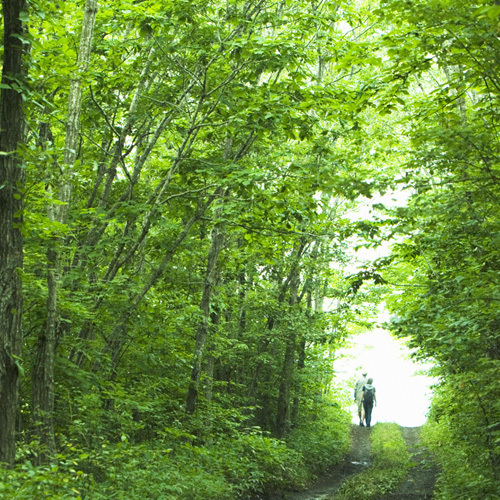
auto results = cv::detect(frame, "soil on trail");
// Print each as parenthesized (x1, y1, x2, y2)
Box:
(272, 425, 372, 500)
(269, 424, 438, 500)
(377, 427, 438, 500)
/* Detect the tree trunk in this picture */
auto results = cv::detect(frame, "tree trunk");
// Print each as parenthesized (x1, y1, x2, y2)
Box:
(186, 137, 234, 414)
(0, 0, 28, 467)
(185, 191, 227, 414)
(275, 274, 299, 438)
(31, 246, 58, 461)
(249, 241, 307, 431)
(203, 309, 220, 404)
(96, 190, 221, 376)
(31, 0, 97, 463)
(291, 289, 310, 428)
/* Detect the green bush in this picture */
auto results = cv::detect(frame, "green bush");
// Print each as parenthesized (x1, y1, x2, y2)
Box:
(211, 431, 309, 496)
(89, 443, 234, 500)
(0, 459, 91, 499)
(86, 431, 308, 499)
(420, 372, 500, 500)
(5, 427, 306, 500)
(5, 402, 351, 499)
(421, 419, 500, 500)
(288, 401, 351, 476)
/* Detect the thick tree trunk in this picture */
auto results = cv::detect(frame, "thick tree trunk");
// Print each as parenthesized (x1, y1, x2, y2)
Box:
(31, 0, 97, 463)
(31, 246, 58, 461)
(0, 0, 28, 467)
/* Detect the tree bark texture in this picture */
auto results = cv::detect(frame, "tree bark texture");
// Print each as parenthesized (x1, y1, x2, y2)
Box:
(185, 191, 227, 414)
(0, 0, 28, 467)
(31, 0, 98, 463)
(60, 0, 98, 217)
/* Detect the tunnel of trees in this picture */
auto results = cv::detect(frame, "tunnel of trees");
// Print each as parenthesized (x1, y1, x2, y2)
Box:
(0, 0, 499, 498)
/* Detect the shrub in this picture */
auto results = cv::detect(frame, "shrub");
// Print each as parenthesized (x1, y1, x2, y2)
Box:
(288, 401, 351, 476)
(40, 430, 309, 499)
(421, 419, 500, 500)
(5, 403, 351, 499)
(0, 459, 91, 499)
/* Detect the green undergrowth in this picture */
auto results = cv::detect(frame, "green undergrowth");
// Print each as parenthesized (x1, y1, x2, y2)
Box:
(0, 403, 351, 499)
(288, 403, 352, 476)
(418, 378, 500, 500)
(331, 422, 412, 500)
(421, 419, 500, 500)
(1, 435, 306, 500)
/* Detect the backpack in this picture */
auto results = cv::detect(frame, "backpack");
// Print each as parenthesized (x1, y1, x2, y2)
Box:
(363, 386, 374, 405)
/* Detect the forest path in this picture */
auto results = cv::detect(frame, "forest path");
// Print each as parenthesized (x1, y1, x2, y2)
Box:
(271, 424, 438, 500)
(377, 426, 438, 500)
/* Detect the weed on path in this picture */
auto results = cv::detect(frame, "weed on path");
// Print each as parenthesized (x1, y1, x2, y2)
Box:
(270, 424, 437, 500)
(274, 425, 371, 500)
(377, 427, 438, 500)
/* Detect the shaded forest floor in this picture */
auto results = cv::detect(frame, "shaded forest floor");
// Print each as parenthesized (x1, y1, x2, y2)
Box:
(269, 424, 438, 500)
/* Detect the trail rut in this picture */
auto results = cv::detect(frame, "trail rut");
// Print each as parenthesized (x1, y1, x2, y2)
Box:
(267, 424, 438, 500)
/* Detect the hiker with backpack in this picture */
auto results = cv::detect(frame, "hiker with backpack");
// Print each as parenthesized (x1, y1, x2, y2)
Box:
(361, 378, 377, 429)
(354, 372, 368, 426)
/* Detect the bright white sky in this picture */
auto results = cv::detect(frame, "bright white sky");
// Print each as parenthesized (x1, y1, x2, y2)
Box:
(333, 190, 437, 427)
(333, 327, 437, 427)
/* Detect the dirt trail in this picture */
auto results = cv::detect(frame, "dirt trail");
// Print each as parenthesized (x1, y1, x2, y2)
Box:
(377, 427, 438, 500)
(268, 424, 437, 500)
(271, 425, 372, 500)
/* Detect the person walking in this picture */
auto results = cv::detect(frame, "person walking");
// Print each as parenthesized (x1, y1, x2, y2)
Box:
(361, 377, 377, 429)
(354, 372, 368, 426)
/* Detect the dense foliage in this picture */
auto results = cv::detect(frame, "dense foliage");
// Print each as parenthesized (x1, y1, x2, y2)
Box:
(379, 0, 500, 497)
(2, 0, 500, 497)
(0, 0, 379, 497)
(1, 408, 350, 499)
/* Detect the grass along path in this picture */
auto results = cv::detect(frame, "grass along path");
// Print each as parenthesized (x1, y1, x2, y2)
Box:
(277, 423, 427, 500)
(377, 426, 438, 500)
(331, 423, 411, 500)
(278, 423, 410, 500)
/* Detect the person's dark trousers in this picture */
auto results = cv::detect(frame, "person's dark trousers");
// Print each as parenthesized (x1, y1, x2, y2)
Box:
(363, 403, 373, 428)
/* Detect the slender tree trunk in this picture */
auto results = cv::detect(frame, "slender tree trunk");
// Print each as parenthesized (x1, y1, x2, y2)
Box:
(291, 289, 310, 428)
(203, 306, 222, 404)
(276, 274, 299, 438)
(96, 190, 221, 376)
(249, 241, 307, 423)
(0, 0, 28, 467)
(186, 137, 234, 414)
(185, 190, 228, 414)
(290, 241, 322, 426)
(31, 0, 97, 463)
